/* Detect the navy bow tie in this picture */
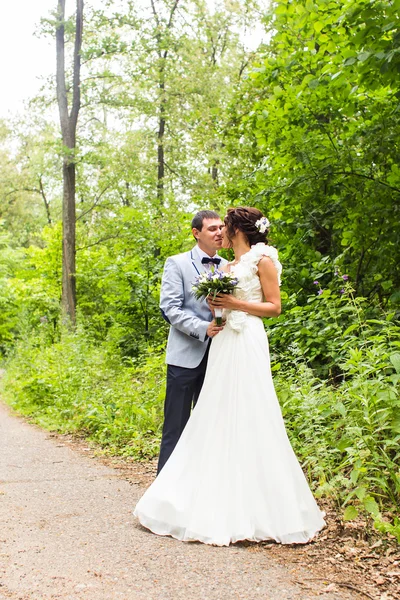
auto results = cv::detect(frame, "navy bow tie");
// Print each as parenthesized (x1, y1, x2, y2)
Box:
(201, 257, 221, 266)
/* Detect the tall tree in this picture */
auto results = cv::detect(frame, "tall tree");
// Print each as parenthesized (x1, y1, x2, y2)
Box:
(150, 0, 180, 206)
(78, 0, 258, 213)
(224, 0, 400, 302)
(56, 0, 83, 324)
(0, 120, 59, 244)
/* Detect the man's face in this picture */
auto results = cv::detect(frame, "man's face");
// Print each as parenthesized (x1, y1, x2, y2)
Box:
(193, 218, 224, 253)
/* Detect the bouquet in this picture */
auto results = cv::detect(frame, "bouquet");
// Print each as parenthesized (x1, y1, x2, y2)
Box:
(192, 269, 239, 325)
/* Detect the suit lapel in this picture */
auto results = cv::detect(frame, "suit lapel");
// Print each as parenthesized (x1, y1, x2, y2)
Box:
(190, 247, 203, 276)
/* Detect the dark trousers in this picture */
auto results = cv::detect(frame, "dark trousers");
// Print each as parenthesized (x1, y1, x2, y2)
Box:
(157, 344, 210, 474)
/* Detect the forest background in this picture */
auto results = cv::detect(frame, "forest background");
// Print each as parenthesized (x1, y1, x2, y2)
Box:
(0, 0, 399, 541)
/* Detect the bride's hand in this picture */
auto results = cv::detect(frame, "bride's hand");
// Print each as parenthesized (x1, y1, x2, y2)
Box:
(209, 293, 241, 310)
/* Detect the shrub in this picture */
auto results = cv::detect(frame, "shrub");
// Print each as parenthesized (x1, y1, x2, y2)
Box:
(1, 325, 166, 458)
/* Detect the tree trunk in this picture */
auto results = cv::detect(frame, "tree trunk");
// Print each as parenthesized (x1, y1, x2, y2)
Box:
(157, 83, 166, 205)
(151, 0, 180, 208)
(211, 144, 219, 185)
(39, 176, 52, 225)
(56, 0, 83, 325)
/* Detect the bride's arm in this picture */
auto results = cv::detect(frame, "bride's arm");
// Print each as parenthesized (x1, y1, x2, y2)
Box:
(209, 257, 281, 318)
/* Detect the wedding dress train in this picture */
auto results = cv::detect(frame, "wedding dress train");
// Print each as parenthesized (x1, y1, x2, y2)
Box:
(134, 243, 325, 546)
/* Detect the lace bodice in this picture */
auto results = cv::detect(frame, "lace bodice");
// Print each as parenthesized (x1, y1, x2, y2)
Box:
(225, 243, 282, 332)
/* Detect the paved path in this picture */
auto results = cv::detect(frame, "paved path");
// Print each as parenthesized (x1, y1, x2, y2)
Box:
(0, 403, 353, 600)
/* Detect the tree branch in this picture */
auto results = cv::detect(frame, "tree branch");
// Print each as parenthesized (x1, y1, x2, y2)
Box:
(150, 0, 160, 28)
(167, 0, 180, 29)
(75, 185, 112, 221)
(5, 184, 52, 225)
(164, 160, 189, 182)
(39, 176, 52, 225)
(76, 231, 126, 251)
(335, 170, 400, 193)
(70, 0, 84, 133)
(56, 0, 70, 143)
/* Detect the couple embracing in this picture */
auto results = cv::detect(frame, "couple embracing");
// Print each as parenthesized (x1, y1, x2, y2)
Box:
(134, 207, 325, 546)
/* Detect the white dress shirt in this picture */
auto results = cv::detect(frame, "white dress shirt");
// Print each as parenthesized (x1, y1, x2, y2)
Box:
(193, 245, 221, 270)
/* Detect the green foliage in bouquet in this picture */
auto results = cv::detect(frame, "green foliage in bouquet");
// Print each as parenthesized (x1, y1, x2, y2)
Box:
(192, 270, 238, 301)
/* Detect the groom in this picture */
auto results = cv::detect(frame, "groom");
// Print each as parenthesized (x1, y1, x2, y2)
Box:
(157, 210, 227, 473)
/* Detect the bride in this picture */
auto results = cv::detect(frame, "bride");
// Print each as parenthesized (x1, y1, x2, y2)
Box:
(134, 207, 325, 546)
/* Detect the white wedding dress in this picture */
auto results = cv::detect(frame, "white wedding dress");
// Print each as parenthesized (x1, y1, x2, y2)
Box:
(134, 243, 325, 546)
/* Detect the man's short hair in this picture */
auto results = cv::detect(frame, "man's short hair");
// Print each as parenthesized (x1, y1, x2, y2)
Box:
(191, 210, 220, 231)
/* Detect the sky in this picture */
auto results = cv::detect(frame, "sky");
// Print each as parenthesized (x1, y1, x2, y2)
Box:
(0, 0, 56, 118)
(1, 1, 266, 120)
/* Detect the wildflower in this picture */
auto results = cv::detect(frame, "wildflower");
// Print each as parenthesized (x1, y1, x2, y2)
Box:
(318, 289, 324, 295)
(342, 274, 349, 281)
(340, 289, 345, 294)
(313, 280, 319, 285)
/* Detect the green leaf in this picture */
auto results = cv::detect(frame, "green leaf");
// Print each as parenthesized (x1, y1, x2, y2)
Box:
(350, 469, 359, 484)
(390, 353, 400, 374)
(357, 51, 371, 62)
(336, 437, 352, 451)
(343, 505, 358, 521)
(343, 323, 359, 336)
(355, 486, 367, 501)
(363, 496, 380, 517)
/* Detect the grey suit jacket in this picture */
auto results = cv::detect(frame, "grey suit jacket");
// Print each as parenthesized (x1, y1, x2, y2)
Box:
(160, 247, 227, 368)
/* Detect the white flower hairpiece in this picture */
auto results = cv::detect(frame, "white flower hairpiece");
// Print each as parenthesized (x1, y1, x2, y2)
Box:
(255, 216, 270, 233)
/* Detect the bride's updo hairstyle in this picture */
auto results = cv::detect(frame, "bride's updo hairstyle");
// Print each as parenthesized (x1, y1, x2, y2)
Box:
(224, 207, 269, 246)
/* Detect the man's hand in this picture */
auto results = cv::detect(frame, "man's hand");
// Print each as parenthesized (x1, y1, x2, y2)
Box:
(206, 319, 224, 338)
